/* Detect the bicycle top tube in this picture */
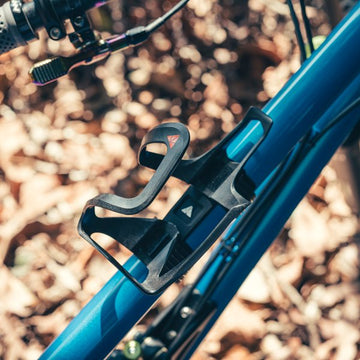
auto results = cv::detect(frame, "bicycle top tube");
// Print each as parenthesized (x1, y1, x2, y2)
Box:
(226, 2, 360, 187)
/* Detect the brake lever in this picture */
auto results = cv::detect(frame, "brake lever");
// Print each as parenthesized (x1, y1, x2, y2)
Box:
(29, 26, 149, 85)
(29, 39, 110, 85)
(29, 0, 189, 85)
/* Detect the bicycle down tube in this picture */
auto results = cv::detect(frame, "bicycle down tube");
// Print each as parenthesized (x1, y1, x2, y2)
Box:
(185, 72, 360, 359)
(40, 3, 360, 360)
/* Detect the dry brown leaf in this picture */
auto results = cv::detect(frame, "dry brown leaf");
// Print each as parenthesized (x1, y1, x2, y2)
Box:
(237, 266, 271, 304)
(206, 299, 266, 345)
(0, 117, 28, 160)
(276, 255, 304, 286)
(289, 199, 331, 257)
(0, 266, 38, 317)
(222, 344, 254, 360)
(309, 283, 356, 308)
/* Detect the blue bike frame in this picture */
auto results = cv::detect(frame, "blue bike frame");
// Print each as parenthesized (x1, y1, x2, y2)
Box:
(40, 3, 360, 359)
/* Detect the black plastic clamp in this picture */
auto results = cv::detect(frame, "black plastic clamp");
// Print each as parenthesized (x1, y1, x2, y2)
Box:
(78, 107, 272, 294)
(34, 0, 67, 40)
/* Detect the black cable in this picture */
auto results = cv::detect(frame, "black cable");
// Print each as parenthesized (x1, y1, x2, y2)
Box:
(122, 0, 189, 48)
(311, 96, 360, 143)
(166, 135, 312, 357)
(287, 0, 307, 63)
(172, 96, 360, 356)
(146, 0, 189, 33)
(300, 0, 314, 54)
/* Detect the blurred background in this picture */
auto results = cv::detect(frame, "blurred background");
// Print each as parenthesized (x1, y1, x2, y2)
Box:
(0, 0, 359, 358)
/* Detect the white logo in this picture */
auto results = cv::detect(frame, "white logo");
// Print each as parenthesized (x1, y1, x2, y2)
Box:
(181, 206, 193, 218)
(11, 0, 22, 13)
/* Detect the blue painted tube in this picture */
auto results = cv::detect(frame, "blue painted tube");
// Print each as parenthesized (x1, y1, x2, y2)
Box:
(40, 257, 156, 360)
(40, 206, 225, 359)
(41, 4, 360, 359)
(227, 2, 360, 186)
(187, 72, 360, 358)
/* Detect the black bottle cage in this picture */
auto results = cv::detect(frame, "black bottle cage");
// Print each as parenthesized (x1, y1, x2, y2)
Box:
(78, 107, 272, 294)
(85, 122, 190, 215)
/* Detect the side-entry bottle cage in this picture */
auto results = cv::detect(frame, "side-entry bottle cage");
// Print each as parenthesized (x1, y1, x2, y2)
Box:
(78, 107, 272, 294)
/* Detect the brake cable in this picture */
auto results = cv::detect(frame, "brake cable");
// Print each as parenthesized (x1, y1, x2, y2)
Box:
(287, 0, 315, 62)
(29, 0, 189, 85)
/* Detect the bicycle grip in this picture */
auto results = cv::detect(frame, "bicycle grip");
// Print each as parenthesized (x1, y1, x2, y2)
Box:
(0, 1, 26, 55)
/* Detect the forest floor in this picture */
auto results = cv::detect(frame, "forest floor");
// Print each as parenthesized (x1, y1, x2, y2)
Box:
(0, 0, 359, 359)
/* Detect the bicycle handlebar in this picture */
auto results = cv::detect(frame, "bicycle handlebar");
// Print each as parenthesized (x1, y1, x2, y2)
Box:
(2, 0, 188, 84)
(0, 0, 106, 55)
(0, 1, 26, 54)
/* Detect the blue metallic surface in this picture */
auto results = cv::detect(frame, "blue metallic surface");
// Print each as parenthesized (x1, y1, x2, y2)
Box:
(227, 2, 360, 186)
(40, 257, 156, 360)
(40, 206, 225, 359)
(225, 119, 265, 162)
(186, 71, 360, 358)
(41, 3, 360, 359)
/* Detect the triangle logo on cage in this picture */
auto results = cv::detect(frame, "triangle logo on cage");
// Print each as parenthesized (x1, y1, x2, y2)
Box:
(167, 135, 180, 148)
(181, 205, 193, 218)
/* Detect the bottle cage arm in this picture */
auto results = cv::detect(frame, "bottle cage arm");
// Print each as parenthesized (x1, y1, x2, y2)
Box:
(140, 107, 273, 207)
(78, 107, 272, 294)
(86, 122, 189, 215)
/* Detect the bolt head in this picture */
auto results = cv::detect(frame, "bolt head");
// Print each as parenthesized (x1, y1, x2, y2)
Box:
(73, 16, 85, 28)
(49, 27, 62, 40)
(180, 306, 193, 319)
(123, 340, 142, 359)
(166, 330, 177, 340)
